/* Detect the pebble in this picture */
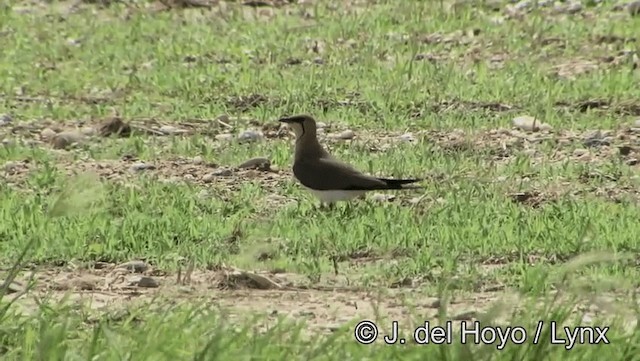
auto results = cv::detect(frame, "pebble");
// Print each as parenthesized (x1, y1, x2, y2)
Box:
(41, 128, 57, 140)
(134, 276, 159, 288)
(216, 114, 230, 123)
(573, 148, 589, 157)
(336, 130, 355, 140)
(116, 260, 148, 273)
(632, 118, 640, 128)
(215, 133, 234, 142)
(51, 131, 84, 149)
(371, 193, 396, 202)
(316, 122, 328, 129)
(130, 162, 156, 172)
(238, 157, 271, 171)
(192, 156, 204, 165)
(159, 125, 188, 135)
(583, 130, 611, 147)
(0, 114, 12, 126)
(512, 116, 552, 132)
(238, 129, 263, 143)
(398, 133, 416, 142)
(203, 169, 232, 182)
(557, 2, 582, 14)
(3, 161, 19, 173)
(80, 126, 96, 136)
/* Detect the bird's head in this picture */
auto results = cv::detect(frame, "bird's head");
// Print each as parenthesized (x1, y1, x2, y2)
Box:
(278, 114, 316, 139)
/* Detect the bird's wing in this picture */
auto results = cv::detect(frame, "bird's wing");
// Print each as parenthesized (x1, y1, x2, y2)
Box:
(293, 158, 389, 191)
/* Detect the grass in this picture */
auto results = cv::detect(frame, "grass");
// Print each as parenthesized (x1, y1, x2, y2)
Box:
(1, 0, 640, 359)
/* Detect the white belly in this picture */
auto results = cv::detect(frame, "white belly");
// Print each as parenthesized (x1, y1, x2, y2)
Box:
(306, 188, 367, 203)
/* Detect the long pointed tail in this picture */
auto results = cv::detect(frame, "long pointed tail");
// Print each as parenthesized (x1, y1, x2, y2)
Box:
(378, 178, 423, 189)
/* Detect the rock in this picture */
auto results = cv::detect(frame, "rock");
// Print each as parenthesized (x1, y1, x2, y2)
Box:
(583, 130, 611, 147)
(371, 193, 396, 202)
(1, 280, 25, 294)
(215, 133, 234, 142)
(316, 122, 328, 129)
(203, 169, 232, 182)
(192, 156, 204, 165)
(238, 157, 271, 171)
(335, 130, 355, 140)
(3, 161, 19, 173)
(51, 131, 84, 149)
(238, 129, 263, 143)
(40, 128, 57, 140)
(632, 118, 640, 128)
(130, 163, 156, 172)
(573, 148, 589, 157)
(159, 125, 188, 135)
(116, 260, 148, 273)
(98, 117, 131, 137)
(130, 276, 159, 288)
(557, 2, 582, 14)
(80, 126, 96, 136)
(398, 133, 415, 142)
(512, 116, 552, 132)
(0, 114, 12, 126)
(216, 114, 230, 123)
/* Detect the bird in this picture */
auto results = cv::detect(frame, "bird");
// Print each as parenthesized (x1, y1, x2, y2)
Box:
(279, 114, 422, 208)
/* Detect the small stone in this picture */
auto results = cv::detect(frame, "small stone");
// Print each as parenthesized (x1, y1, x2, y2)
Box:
(80, 127, 96, 136)
(513, 0, 531, 11)
(41, 128, 57, 140)
(203, 169, 232, 182)
(371, 193, 396, 202)
(159, 125, 188, 135)
(398, 133, 415, 142)
(316, 122, 328, 129)
(573, 148, 589, 157)
(192, 156, 204, 165)
(0, 114, 12, 126)
(238, 129, 263, 143)
(51, 131, 84, 149)
(1, 280, 25, 294)
(512, 116, 551, 132)
(336, 130, 355, 140)
(116, 260, 148, 273)
(238, 157, 271, 171)
(3, 161, 19, 173)
(217, 114, 230, 123)
(215, 133, 234, 142)
(632, 118, 640, 128)
(583, 130, 611, 147)
(130, 162, 156, 172)
(136, 276, 159, 288)
(558, 2, 582, 14)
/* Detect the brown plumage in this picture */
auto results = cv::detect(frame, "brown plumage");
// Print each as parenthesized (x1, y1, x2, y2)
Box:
(279, 114, 422, 205)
